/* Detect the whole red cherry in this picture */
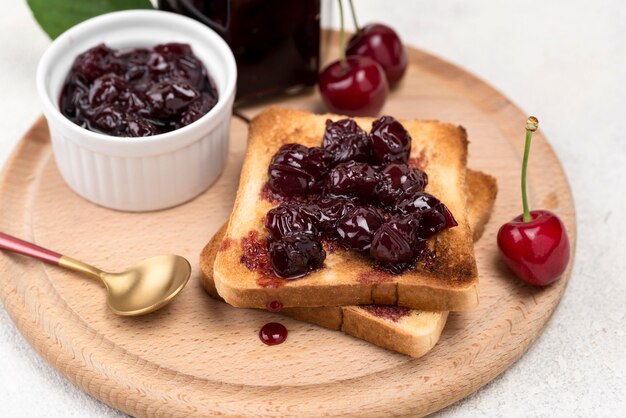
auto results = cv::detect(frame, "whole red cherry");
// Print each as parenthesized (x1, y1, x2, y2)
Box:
(498, 210, 570, 286)
(319, 55, 388, 117)
(319, 0, 388, 116)
(497, 117, 570, 286)
(347, 23, 408, 86)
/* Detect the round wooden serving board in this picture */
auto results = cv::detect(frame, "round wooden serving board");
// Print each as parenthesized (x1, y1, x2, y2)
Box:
(0, 35, 575, 417)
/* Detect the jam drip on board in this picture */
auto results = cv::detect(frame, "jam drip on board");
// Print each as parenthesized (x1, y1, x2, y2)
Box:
(59, 43, 218, 137)
(267, 300, 284, 312)
(259, 322, 288, 346)
(249, 116, 457, 279)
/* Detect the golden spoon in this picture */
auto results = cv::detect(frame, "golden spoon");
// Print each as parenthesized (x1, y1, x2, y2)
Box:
(0, 232, 191, 316)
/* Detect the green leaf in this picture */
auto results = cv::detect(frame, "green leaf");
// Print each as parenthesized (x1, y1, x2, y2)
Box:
(27, 0, 154, 39)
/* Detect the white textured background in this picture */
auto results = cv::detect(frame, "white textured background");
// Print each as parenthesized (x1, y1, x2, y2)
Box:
(1, 1, 624, 416)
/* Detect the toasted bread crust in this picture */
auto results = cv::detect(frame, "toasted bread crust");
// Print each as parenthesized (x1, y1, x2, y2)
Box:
(213, 107, 478, 311)
(200, 170, 497, 357)
(341, 308, 449, 358)
(467, 170, 498, 241)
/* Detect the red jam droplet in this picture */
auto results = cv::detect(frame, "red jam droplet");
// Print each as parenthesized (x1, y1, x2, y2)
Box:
(267, 300, 283, 312)
(259, 322, 288, 346)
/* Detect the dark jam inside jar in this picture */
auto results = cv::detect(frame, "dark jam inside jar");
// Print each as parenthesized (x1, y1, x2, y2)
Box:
(59, 43, 218, 137)
(158, 0, 320, 101)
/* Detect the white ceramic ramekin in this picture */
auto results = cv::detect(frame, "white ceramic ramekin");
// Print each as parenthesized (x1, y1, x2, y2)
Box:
(36, 10, 236, 211)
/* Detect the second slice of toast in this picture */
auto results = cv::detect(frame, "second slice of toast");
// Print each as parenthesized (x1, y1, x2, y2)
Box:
(214, 107, 478, 311)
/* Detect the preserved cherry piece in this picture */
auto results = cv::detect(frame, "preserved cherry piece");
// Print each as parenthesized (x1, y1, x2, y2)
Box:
(180, 92, 219, 126)
(90, 107, 124, 134)
(322, 119, 370, 164)
(315, 197, 357, 232)
(397, 192, 458, 239)
(72, 44, 122, 83)
(262, 198, 356, 239)
(265, 203, 319, 241)
(146, 81, 200, 118)
(375, 163, 428, 205)
(87, 73, 128, 108)
(152, 43, 208, 89)
(59, 43, 218, 137)
(370, 218, 416, 263)
(417, 205, 457, 238)
(267, 144, 331, 196)
(327, 161, 378, 198)
(336, 206, 383, 252)
(121, 114, 157, 137)
(369, 116, 412, 164)
(268, 235, 326, 278)
(308, 146, 334, 173)
(396, 191, 441, 214)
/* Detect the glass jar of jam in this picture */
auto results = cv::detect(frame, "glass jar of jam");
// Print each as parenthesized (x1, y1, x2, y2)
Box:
(158, 0, 320, 101)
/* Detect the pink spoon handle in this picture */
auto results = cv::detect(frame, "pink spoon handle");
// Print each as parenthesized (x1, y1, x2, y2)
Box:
(0, 232, 62, 265)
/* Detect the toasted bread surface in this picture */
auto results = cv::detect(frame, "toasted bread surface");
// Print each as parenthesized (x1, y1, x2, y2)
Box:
(467, 170, 498, 241)
(213, 107, 478, 311)
(200, 170, 497, 357)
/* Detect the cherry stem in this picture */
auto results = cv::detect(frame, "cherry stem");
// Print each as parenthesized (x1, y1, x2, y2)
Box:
(338, 0, 347, 69)
(348, 0, 361, 33)
(522, 116, 538, 223)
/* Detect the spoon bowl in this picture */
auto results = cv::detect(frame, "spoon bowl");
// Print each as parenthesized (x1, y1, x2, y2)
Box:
(102, 255, 192, 316)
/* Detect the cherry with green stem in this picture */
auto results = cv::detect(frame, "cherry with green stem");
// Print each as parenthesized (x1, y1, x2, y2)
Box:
(319, 0, 388, 116)
(345, 0, 408, 86)
(497, 116, 570, 286)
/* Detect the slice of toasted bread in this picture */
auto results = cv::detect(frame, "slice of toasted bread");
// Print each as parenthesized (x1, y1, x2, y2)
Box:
(201, 170, 497, 357)
(213, 107, 478, 311)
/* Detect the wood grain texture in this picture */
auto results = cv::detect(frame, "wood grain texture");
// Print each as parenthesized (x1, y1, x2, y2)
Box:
(0, 32, 576, 417)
